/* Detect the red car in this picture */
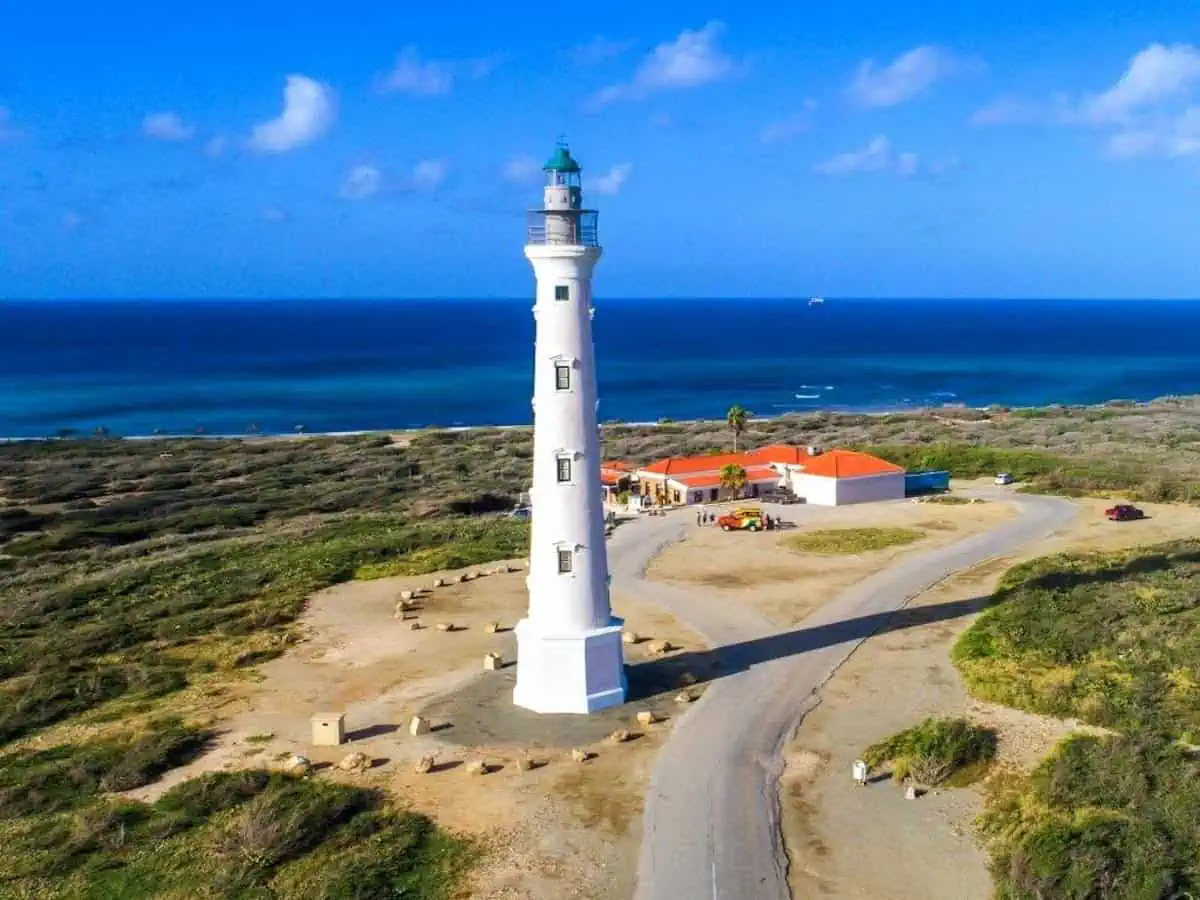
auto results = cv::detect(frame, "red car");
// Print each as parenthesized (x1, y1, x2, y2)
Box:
(1105, 504, 1145, 522)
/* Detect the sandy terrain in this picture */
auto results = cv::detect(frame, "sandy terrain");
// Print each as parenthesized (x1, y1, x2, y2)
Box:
(781, 494, 1200, 900)
(125, 559, 706, 900)
(647, 497, 1015, 627)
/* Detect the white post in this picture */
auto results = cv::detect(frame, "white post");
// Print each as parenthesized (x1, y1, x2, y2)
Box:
(513, 146, 627, 714)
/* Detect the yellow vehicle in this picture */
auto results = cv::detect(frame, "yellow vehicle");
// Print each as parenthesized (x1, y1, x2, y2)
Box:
(718, 507, 764, 532)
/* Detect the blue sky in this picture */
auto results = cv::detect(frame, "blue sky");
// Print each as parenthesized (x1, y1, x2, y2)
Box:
(3, 1, 1200, 299)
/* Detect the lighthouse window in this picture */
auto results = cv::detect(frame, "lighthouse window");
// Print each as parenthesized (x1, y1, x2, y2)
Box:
(554, 284, 570, 301)
(554, 364, 571, 391)
(557, 549, 574, 573)
(556, 456, 572, 482)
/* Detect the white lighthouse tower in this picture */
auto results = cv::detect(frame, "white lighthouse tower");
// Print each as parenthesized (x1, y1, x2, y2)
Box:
(512, 144, 627, 714)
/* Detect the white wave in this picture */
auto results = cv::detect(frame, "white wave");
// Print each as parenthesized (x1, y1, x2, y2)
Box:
(794, 393, 821, 399)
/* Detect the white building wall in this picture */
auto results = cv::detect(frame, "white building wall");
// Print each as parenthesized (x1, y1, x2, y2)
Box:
(835, 472, 906, 505)
(795, 473, 839, 506)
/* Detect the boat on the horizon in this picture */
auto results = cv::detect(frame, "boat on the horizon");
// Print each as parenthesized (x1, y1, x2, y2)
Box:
(808, 296, 825, 306)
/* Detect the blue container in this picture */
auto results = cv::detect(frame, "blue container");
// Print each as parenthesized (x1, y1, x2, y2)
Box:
(905, 470, 951, 495)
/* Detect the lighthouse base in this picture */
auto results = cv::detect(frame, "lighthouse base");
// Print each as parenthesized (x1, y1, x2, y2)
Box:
(512, 617, 627, 714)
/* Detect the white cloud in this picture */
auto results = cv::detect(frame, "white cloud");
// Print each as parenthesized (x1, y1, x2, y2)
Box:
(340, 164, 383, 200)
(572, 36, 634, 66)
(849, 45, 968, 108)
(261, 206, 291, 223)
(1083, 43, 1200, 124)
(380, 47, 499, 96)
(814, 135, 923, 177)
(411, 159, 449, 191)
(759, 100, 818, 143)
(591, 162, 632, 195)
(502, 155, 542, 186)
(1104, 106, 1200, 159)
(142, 111, 194, 142)
(248, 75, 336, 154)
(591, 22, 735, 106)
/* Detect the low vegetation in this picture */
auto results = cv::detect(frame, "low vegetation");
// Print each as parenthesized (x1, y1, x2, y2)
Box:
(954, 540, 1200, 898)
(863, 717, 997, 787)
(953, 540, 1200, 741)
(784, 526, 923, 555)
(980, 733, 1200, 900)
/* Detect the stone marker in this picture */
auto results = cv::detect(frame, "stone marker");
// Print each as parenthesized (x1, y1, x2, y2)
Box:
(570, 748, 590, 764)
(905, 783, 918, 800)
(436, 622, 455, 632)
(399, 589, 415, 601)
(463, 571, 477, 582)
(284, 754, 312, 776)
(466, 760, 488, 776)
(409, 621, 422, 631)
(483, 652, 503, 671)
(636, 710, 657, 727)
(338, 752, 371, 773)
(516, 755, 535, 772)
(621, 630, 639, 645)
(310, 712, 345, 747)
(674, 692, 694, 705)
(484, 621, 500, 634)
(607, 729, 631, 744)
(452, 574, 465, 584)
(433, 578, 446, 588)
(414, 754, 435, 774)
(647, 639, 673, 656)
(409, 716, 430, 737)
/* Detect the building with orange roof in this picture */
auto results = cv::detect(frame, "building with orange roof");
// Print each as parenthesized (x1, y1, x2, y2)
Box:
(629, 444, 907, 507)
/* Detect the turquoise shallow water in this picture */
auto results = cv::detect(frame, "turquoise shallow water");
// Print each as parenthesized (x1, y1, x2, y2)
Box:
(1, 298, 1198, 437)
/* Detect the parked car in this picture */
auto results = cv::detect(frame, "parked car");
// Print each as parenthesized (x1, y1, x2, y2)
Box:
(760, 489, 800, 504)
(994, 473, 1015, 486)
(718, 507, 765, 532)
(1105, 504, 1145, 522)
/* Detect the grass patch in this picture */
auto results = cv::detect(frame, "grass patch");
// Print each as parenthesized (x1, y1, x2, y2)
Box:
(952, 539, 1200, 741)
(863, 717, 997, 787)
(0, 768, 473, 898)
(980, 733, 1200, 900)
(784, 527, 923, 555)
(921, 494, 974, 505)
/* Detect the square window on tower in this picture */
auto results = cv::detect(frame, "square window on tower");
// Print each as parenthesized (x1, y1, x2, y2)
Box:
(554, 363, 571, 391)
(554, 285, 570, 301)
(557, 548, 573, 573)
(556, 456, 572, 482)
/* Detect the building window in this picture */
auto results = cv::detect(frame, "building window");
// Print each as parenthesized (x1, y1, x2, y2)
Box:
(673, 490, 681, 504)
(555, 363, 571, 390)
(710, 488, 719, 501)
(554, 285, 570, 301)
(557, 548, 573, 573)
(556, 456, 572, 483)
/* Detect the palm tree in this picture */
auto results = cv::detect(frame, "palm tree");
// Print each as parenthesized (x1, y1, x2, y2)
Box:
(719, 463, 747, 501)
(727, 404, 749, 452)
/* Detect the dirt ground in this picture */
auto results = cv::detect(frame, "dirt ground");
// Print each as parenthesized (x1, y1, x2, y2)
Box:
(781, 493, 1200, 900)
(647, 496, 1015, 627)
(126, 559, 706, 900)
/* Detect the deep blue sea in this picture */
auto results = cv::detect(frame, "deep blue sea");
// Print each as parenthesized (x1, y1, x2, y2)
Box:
(1, 298, 1198, 438)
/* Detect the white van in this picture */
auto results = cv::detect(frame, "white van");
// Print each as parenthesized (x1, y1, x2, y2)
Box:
(994, 473, 1015, 486)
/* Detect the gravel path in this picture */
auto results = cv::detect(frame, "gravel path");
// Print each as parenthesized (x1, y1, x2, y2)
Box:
(613, 492, 1076, 900)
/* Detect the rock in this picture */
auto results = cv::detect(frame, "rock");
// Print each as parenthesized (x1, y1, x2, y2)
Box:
(570, 748, 590, 764)
(484, 621, 500, 634)
(646, 640, 673, 656)
(452, 574, 465, 584)
(621, 630, 639, 645)
(483, 652, 503, 671)
(409, 621, 422, 631)
(337, 752, 370, 773)
(516, 755, 535, 772)
(636, 710, 657, 727)
(436, 622, 455, 632)
(463, 571, 477, 582)
(905, 784, 918, 800)
(414, 754, 435, 775)
(678, 671, 697, 686)
(466, 760, 488, 776)
(409, 716, 430, 737)
(399, 589, 415, 601)
(433, 578, 446, 588)
(283, 754, 311, 776)
(607, 729, 631, 744)
(674, 692, 694, 705)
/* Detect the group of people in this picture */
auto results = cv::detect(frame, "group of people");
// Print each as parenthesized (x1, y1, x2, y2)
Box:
(696, 509, 718, 526)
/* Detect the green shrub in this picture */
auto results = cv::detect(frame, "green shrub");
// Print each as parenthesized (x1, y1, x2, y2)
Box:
(784, 527, 923, 555)
(863, 717, 997, 786)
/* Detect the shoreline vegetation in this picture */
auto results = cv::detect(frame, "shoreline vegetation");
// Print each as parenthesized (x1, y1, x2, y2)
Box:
(4, 396, 1200, 895)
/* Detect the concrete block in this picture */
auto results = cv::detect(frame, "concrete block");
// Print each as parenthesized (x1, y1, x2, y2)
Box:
(621, 630, 639, 645)
(636, 710, 657, 726)
(466, 760, 488, 776)
(310, 712, 345, 747)
(570, 748, 590, 763)
(409, 716, 430, 737)
(483, 652, 503, 671)
(607, 729, 631, 744)
(414, 754, 435, 774)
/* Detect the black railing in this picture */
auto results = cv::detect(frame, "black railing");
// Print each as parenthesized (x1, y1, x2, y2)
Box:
(526, 210, 600, 247)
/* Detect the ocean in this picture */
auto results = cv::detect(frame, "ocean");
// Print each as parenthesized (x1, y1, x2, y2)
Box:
(1, 298, 1198, 438)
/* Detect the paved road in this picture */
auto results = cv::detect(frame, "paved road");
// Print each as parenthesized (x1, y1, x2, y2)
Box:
(612, 492, 1077, 900)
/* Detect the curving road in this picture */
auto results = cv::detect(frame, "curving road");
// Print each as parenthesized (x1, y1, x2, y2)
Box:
(610, 492, 1076, 900)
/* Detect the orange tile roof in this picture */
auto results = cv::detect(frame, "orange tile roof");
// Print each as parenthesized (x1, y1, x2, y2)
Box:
(797, 449, 904, 478)
(670, 465, 779, 489)
(601, 461, 634, 472)
(749, 444, 809, 466)
(640, 452, 760, 476)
